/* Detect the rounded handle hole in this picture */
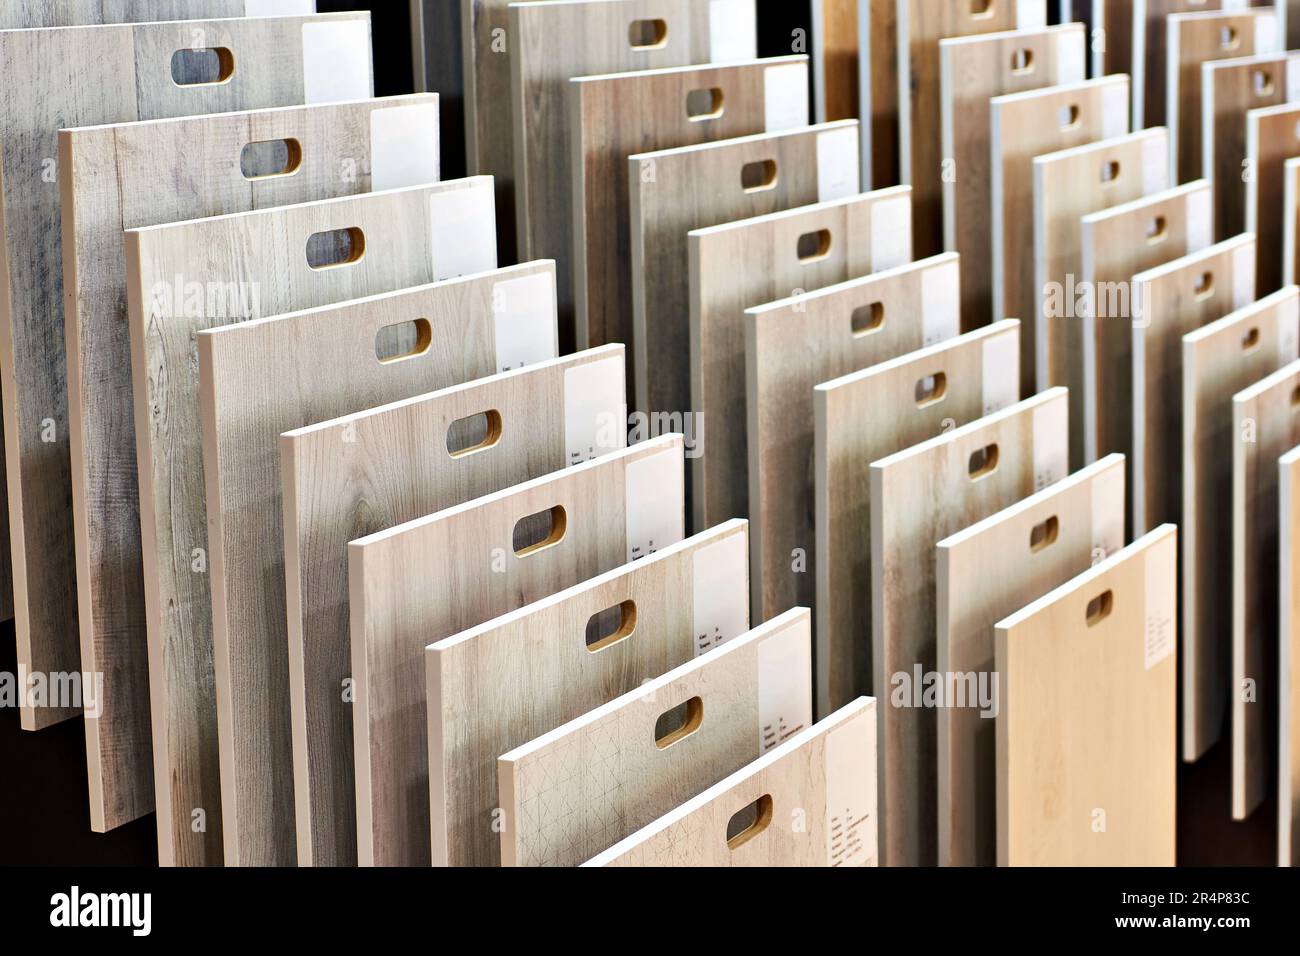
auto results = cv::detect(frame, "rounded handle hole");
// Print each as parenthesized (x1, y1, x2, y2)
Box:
(1241, 327, 1261, 352)
(970, 0, 995, 19)
(741, 159, 779, 193)
(306, 227, 365, 270)
(1193, 271, 1215, 300)
(1011, 48, 1034, 74)
(915, 372, 948, 407)
(1100, 160, 1121, 184)
(968, 443, 1000, 480)
(512, 506, 567, 558)
(1291, 384, 1300, 409)
(375, 318, 432, 364)
(1030, 515, 1060, 553)
(797, 229, 833, 263)
(686, 87, 725, 122)
(171, 47, 235, 86)
(1146, 216, 1168, 244)
(851, 301, 884, 336)
(585, 600, 638, 653)
(1220, 26, 1240, 51)
(446, 410, 503, 459)
(726, 794, 774, 850)
(628, 18, 668, 49)
(240, 138, 302, 180)
(1254, 70, 1276, 97)
(1059, 104, 1081, 129)
(1086, 590, 1114, 627)
(654, 696, 704, 750)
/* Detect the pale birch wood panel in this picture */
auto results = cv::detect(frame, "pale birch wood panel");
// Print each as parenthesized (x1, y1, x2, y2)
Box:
(996, 526, 1178, 866)
(349, 435, 687, 866)
(816, 320, 1022, 718)
(1279, 444, 1300, 866)
(871, 388, 1070, 866)
(1247, 102, 1300, 295)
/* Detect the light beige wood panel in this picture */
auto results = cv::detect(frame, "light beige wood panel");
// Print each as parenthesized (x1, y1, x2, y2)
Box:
(690, 188, 913, 533)
(996, 526, 1178, 866)
(897, 0, 1029, 258)
(860, 0, 899, 187)
(1247, 102, 1300, 295)
(813, 0, 859, 122)
(1280, 444, 1300, 867)
(499, 607, 813, 867)
(350, 435, 686, 867)
(940, 24, 1087, 329)
(0, 12, 372, 740)
(815, 320, 1022, 717)
(1081, 183, 1212, 478)
(1287, 159, 1300, 287)
(630, 121, 860, 425)
(126, 178, 495, 868)
(871, 388, 1070, 866)
(280, 347, 621, 867)
(991, 76, 1130, 396)
(512, 0, 753, 346)
(1186, 292, 1298, 805)
(198, 261, 558, 867)
(572, 56, 810, 377)
(430, 520, 751, 867)
(1234, 359, 1300, 824)
(1169, 10, 1280, 185)
(1203, 53, 1299, 242)
(937, 454, 1126, 868)
(60, 95, 437, 839)
(1035, 129, 1169, 469)
(1132, 235, 1257, 542)
(746, 255, 960, 625)
(586, 697, 878, 867)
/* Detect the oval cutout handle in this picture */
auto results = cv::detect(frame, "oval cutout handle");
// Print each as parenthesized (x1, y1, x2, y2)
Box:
(171, 47, 235, 87)
(1030, 515, 1060, 553)
(1086, 589, 1114, 627)
(915, 372, 947, 407)
(1059, 104, 1081, 129)
(585, 600, 638, 653)
(654, 696, 704, 750)
(1193, 271, 1215, 300)
(851, 302, 884, 336)
(512, 506, 567, 558)
(797, 229, 833, 263)
(240, 138, 303, 181)
(628, 18, 668, 49)
(968, 443, 1000, 480)
(375, 318, 432, 364)
(741, 159, 779, 193)
(446, 410, 503, 459)
(1254, 69, 1276, 97)
(1241, 327, 1261, 352)
(1146, 216, 1168, 244)
(686, 87, 725, 122)
(1100, 160, 1121, 184)
(1220, 26, 1240, 51)
(306, 227, 365, 271)
(970, 0, 995, 19)
(1011, 48, 1034, 74)
(726, 794, 774, 851)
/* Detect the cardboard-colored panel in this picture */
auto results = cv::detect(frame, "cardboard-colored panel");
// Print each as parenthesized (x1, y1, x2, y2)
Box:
(859, 0, 899, 187)
(813, 0, 859, 122)
(1246, 102, 1300, 294)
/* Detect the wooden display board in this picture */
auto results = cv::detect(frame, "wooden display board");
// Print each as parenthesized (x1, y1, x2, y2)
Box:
(1279, 443, 1300, 867)
(1246, 101, 1300, 294)
(1286, 158, 1300, 287)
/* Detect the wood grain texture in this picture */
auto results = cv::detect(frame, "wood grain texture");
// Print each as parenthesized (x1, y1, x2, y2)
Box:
(1099, 1, 1130, 78)
(897, 0, 1025, 258)
(199, 261, 558, 867)
(1287, 159, 1300, 288)
(690, 188, 913, 533)
(0, 12, 371, 740)
(585, 697, 878, 867)
(1246, 102, 1300, 295)
(991, 76, 1130, 396)
(61, 95, 434, 838)
(499, 607, 813, 867)
(1186, 292, 1298, 811)
(860, 0, 899, 187)
(940, 24, 1086, 329)
(1035, 129, 1169, 469)
(630, 121, 860, 427)
(746, 254, 960, 625)
(871, 388, 1071, 866)
(996, 526, 1178, 866)
(813, 0, 859, 122)
(280, 346, 620, 867)
(1169, 10, 1279, 186)
(816, 320, 1022, 718)
(430, 520, 751, 867)
(349, 435, 687, 866)
(1203, 53, 1298, 241)
(937, 454, 1126, 868)
(1234, 357, 1300, 823)
(126, 178, 494, 867)
(1132, 235, 1257, 543)
(1279, 445, 1300, 867)
(571, 56, 808, 369)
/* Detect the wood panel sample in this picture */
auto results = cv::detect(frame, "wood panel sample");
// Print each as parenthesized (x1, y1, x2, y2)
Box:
(630, 121, 860, 427)
(430, 520, 751, 867)
(1169, 9, 1280, 186)
(60, 95, 437, 837)
(126, 178, 496, 867)
(746, 255, 960, 624)
(937, 454, 1126, 867)
(1203, 52, 1299, 241)
(871, 389, 1071, 866)
(572, 56, 809, 379)
(940, 24, 1087, 328)
(350, 435, 687, 866)
(996, 526, 1178, 866)
(860, 0, 900, 187)
(690, 188, 913, 533)
(1132, 235, 1257, 541)
(1279, 444, 1300, 866)
(991, 76, 1130, 396)
(1287, 159, 1300, 287)
(1234, 358, 1300, 821)
(585, 697, 878, 867)
(512, 0, 754, 345)
(499, 607, 813, 867)
(411, 0, 464, 176)
(813, 0, 859, 122)
(897, 0, 1033, 258)
(0, 12, 372, 740)
(1247, 102, 1300, 295)
(816, 320, 1022, 717)
(199, 262, 558, 866)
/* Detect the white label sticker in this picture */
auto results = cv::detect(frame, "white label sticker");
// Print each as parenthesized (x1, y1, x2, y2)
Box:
(1142, 133, 1169, 195)
(1256, 13, 1280, 54)
(493, 271, 558, 373)
(370, 104, 440, 192)
(1233, 243, 1257, 310)
(825, 711, 875, 867)
(1102, 81, 1129, 139)
(624, 447, 685, 563)
(982, 332, 1019, 415)
(1288, 57, 1300, 103)
(921, 260, 961, 347)
(429, 185, 497, 280)
(1280, 296, 1300, 364)
(1032, 398, 1069, 491)
(691, 533, 750, 657)
(564, 357, 625, 467)
(1016, 0, 1047, 30)
(709, 0, 757, 62)
(1144, 540, 1176, 670)
(757, 620, 812, 754)
(301, 20, 372, 104)
(1090, 463, 1126, 561)
(764, 63, 810, 132)
(870, 196, 912, 272)
(817, 127, 860, 202)
(246, 0, 315, 15)
(1187, 188, 1212, 252)
(1055, 29, 1086, 85)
